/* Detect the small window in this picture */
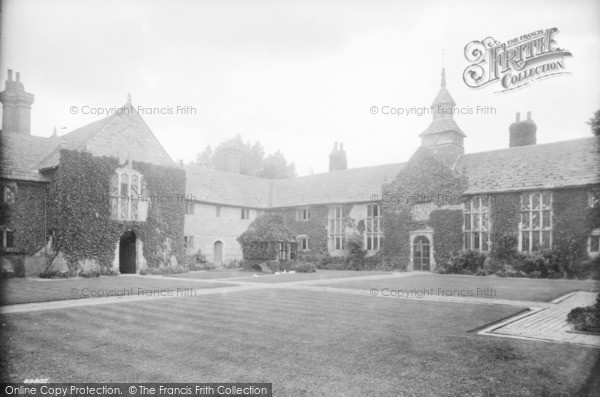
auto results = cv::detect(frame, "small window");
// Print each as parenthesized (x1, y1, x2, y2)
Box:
(241, 208, 250, 220)
(278, 242, 289, 260)
(185, 201, 195, 215)
(590, 191, 600, 208)
(296, 208, 310, 221)
(2, 185, 16, 204)
(298, 235, 309, 251)
(590, 229, 600, 254)
(216, 206, 222, 218)
(184, 236, 194, 250)
(2, 229, 15, 249)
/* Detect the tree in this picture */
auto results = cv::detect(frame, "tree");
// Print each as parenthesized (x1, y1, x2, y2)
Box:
(196, 145, 212, 167)
(195, 135, 296, 179)
(587, 110, 600, 136)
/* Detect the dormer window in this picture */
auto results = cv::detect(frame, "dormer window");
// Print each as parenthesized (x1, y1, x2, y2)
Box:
(111, 166, 148, 222)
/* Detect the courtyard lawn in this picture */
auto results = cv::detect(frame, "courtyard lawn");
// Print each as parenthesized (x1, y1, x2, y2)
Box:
(0, 276, 235, 306)
(231, 269, 393, 283)
(328, 273, 600, 302)
(1, 288, 598, 396)
(165, 268, 247, 280)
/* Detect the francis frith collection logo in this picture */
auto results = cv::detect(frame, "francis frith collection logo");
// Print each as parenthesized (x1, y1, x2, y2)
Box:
(463, 28, 572, 92)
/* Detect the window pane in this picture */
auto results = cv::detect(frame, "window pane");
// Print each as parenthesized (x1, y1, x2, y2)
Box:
(473, 197, 480, 212)
(367, 205, 372, 217)
(542, 192, 552, 209)
(542, 231, 551, 249)
(373, 220, 379, 233)
(366, 220, 372, 232)
(481, 196, 489, 212)
(522, 232, 530, 252)
(532, 231, 540, 251)
(465, 233, 471, 249)
(482, 214, 489, 231)
(532, 193, 540, 210)
(531, 212, 540, 229)
(473, 214, 481, 231)
(329, 220, 335, 233)
(464, 214, 471, 231)
(473, 232, 480, 250)
(591, 235, 600, 252)
(521, 194, 530, 210)
(522, 212, 530, 229)
(482, 232, 489, 251)
(131, 175, 139, 198)
(120, 174, 129, 197)
(373, 237, 379, 250)
(542, 210, 551, 230)
(6, 231, 14, 248)
(367, 238, 372, 250)
(464, 199, 472, 213)
(374, 205, 379, 217)
(329, 207, 335, 218)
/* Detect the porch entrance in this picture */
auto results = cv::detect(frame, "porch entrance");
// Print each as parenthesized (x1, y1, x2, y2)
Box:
(119, 231, 136, 274)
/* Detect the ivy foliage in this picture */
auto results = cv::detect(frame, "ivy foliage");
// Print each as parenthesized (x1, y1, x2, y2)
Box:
(381, 147, 468, 266)
(47, 150, 185, 272)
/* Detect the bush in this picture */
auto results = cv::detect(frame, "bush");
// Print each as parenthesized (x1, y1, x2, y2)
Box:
(346, 232, 367, 270)
(224, 259, 241, 269)
(139, 269, 147, 275)
(78, 270, 100, 278)
(437, 249, 486, 274)
(567, 293, 600, 333)
(164, 265, 188, 275)
(324, 262, 345, 270)
(291, 261, 317, 273)
(39, 268, 75, 279)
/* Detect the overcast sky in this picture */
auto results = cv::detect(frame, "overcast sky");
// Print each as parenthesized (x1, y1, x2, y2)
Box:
(1, 0, 599, 175)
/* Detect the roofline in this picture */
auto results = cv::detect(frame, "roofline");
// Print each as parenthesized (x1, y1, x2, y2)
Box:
(461, 135, 599, 157)
(464, 182, 600, 196)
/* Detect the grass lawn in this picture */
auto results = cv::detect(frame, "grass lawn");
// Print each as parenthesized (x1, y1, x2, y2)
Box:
(0, 276, 235, 306)
(1, 288, 598, 396)
(329, 273, 600, 302)
(165, 268, 248, 280)
(232, 269, 392, 283)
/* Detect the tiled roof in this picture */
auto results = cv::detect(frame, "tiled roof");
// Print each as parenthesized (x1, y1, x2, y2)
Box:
(0, 132, 58, 182)
(184, 165, 272, 208)
(184, 163, 405, 208)
(455, 136, 600, 194)
(38, 115, 116, 170)
(420, 118, 465, 137)
(270, 163, 405, 208)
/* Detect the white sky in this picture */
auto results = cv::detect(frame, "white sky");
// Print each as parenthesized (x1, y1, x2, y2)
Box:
(1, 0, 599, 176)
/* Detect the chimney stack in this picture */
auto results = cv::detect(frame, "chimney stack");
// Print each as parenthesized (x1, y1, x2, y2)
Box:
(509, 111, 537, 148)
(329, 141, 348, 172)
(214, 142, 242, 174)
(0, 69, 35, 135)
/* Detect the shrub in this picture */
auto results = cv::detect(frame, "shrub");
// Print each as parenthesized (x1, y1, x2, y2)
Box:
(164, 265, 188, 274)
(437, 249, 486, 274)
(224, 259, 241, 269)
(567, 293, 600, 333)
(147, 267, 163, 275)
(291, 261, 317, 273)
(324, 262, 345, 271)
(39, 268, 75, 278)
(139, 269, 147, 275)
(346, 232, 367, 270)
(78, 270, 100, 278)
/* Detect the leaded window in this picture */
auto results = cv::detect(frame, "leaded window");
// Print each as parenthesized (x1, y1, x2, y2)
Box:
(464, 195, 491, 252)
(328, 206, 345, 250)
(366, 204, 383, 251)
(111, 168, 145, 221)
(520, 192, 552, 252)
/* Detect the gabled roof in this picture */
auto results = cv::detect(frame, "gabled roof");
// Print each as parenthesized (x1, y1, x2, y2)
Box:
(455, 136, 600, 194)
(269, 163, 405, 208)
(184, 165, 272, 208)
(0, 132, 58, 182)
(38, 103, 174, 170)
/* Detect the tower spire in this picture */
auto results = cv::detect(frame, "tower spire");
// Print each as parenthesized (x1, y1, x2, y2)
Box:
(441, 68, 446, 88)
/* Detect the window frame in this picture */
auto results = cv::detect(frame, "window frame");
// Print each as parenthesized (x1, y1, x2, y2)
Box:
(328, 206, 345, 251)
(185, 201, 195, 215)
(463, 195, 491, 252)
(297, 235, 309, 251)
(1, 228, 15, 249)
(296, 208, 310, 221)
(519, 191, 553, 252)
(113, 168, 144, 221)
(366, 204, 383, 251)
(183, 235, 194, 250)
(241, 208, 250, 220)
(589, 228, 600, 255)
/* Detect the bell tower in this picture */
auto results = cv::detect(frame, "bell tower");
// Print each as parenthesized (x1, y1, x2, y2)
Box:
(419, 68, 465, 167)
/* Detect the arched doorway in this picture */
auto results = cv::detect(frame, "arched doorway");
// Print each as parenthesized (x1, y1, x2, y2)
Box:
(213, 241, 223, 267)
(119, 231, 136, 274)
(413, 235, 431, 271)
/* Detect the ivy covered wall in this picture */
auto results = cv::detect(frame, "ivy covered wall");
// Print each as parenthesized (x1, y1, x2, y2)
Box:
(381, 147, 468, 267)
(2, 181, 47, 255)
(47, 149, 185, 272)
(281, 206, 329, 255)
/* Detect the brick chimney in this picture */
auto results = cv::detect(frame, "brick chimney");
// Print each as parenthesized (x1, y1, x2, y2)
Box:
(509, 111, 537, 147)
(0, 70, 35, 134)
(329, 142, 347, 172)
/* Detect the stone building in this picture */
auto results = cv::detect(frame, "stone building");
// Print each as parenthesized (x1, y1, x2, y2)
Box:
(1, 69, 599, 275)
